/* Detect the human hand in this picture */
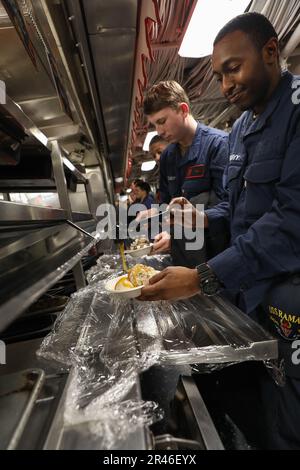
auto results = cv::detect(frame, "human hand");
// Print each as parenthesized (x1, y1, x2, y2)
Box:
(135, 209, 149, 223)
(138, 266, 201, 301)
(168, 197, 208, 229)
(135, 208, 158, 223)
(152, 231, 171, 253)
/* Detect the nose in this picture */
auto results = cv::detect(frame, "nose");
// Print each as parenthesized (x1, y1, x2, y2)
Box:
(155, 124, 165, 137)
(222, 74, 235, 97)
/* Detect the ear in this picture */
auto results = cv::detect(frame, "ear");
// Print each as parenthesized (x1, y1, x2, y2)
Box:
(179, 102, 190, 117)
(263, 37, 279, 64)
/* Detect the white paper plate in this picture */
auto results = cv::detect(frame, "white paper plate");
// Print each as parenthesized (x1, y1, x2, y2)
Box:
(105, 275, 143, 299)
(124, 244, 153, 258)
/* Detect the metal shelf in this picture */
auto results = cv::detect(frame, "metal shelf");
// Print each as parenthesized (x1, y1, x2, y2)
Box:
(0, 201, 94, 225)
(0, 222, 97, 332)
(0, 180, 56, 191)
(0, 95, 100, 319)
(2, 95, 49, 149)
(0, 201, 67, 224)
(62, 158, 87, 185)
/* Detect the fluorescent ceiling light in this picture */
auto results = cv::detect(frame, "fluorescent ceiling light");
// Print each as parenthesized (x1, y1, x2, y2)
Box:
(179, 0, 250, 58)
(143, 131, 158, 151)
(141, 161, 156, 172)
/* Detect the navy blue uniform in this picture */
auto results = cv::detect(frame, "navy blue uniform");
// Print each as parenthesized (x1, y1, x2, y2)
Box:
(159, 123, 228, 204)
(159, 123, 229, 268)
(206, 71, 300, 449)
(140, 194, 154, 210)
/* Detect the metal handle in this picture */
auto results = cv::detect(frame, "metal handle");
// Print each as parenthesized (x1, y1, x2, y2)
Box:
(66, 220, 97, 241)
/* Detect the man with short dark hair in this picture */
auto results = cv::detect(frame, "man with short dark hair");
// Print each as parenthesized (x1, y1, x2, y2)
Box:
(140, 12, 300, 449)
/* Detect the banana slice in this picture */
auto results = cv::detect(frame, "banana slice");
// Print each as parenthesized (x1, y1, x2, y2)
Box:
(115, 277, 134, 291)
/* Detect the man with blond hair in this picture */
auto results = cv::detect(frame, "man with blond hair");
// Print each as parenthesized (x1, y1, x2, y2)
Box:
(143, 80, 229, 267)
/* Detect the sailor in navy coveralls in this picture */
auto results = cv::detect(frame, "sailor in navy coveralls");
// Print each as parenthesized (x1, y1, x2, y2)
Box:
(143, 80, 228, 267)
(140, 13, 300, 449)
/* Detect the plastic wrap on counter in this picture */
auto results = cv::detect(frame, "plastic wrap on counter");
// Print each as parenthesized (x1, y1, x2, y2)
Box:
(36, 284, 97, 370)
(37, 272, 165, 448)
(59, 290, 165, 449)
(64, 293, 162, 400)
(37, 251, 279, 448)
(86, 253, 123, 284)
(138, 296, 278, 373)
(61, 398, 163, 450)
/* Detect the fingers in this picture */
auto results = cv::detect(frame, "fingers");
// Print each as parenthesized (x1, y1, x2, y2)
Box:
(153, 240, 170, 253)
(169, 197, 188, 207)
(138, 283, 167, 301)
(138, 269, 168, 300)
(136, 209, 149, 222)
(152, 231, 171, 253)
(149, 270, 166, 284)
(154, 232, 163, 242)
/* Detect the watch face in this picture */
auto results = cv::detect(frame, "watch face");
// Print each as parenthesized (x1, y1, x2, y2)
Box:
(203, 279, 219, 296)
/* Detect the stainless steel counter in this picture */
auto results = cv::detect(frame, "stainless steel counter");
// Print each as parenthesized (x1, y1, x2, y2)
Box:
(0, 254, 279, 450)
(41, 279, 278, 450)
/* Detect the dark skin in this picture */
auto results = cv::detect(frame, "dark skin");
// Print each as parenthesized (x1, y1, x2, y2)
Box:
(212, 30, 282, 114)
(139, 29, 282, 302)
(139, 266, 200, 301)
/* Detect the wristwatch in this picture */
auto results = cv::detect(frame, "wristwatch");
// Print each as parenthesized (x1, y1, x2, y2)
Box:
(196, 263, 222, 297)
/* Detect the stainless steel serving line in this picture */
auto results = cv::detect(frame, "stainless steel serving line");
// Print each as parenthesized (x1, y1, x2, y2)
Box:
(0, 200, 68, 224)
(39, 260, 278, 450)
(0, 369, 45, 450)
(0, 249, 279, 450)
(0, 338, 68, 451)
(0, 219, 98, 331)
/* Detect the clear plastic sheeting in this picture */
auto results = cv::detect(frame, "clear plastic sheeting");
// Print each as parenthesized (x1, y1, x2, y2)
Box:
(61, 289, 166, 449)
(65, 292, 163, 411)
(37, 285, 97, 371)
(38, 264, 166, 449)
(60, 400, 163, 450)
(85, 252, 123, 284)
(152, 295, 278, 366)
(38, 252, 278, 449)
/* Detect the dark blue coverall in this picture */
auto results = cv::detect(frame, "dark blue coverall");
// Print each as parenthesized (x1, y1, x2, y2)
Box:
(159, 123, 229, 267)
(159, 123, 228, 204)
(206, 71, 300, 449)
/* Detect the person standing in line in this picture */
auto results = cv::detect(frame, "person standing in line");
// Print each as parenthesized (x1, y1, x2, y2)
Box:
(143, 80, 229, 267)
(140, 13, 300, 450)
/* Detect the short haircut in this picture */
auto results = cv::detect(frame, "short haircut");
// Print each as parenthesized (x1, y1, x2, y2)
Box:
(143, 80, 190, 115)
(214, 12, 278, 51)
(133, 178, 143, 186)
(135, 180, 151, 194)
(149, 135, 168, 147)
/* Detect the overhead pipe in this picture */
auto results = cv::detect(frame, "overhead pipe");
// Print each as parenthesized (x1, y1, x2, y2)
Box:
(281, 21, 300, 58)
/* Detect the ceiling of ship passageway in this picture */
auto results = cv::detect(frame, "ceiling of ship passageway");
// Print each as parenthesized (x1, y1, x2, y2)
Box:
(127, 0, 300, 186)
(1, 0, 300, 190)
